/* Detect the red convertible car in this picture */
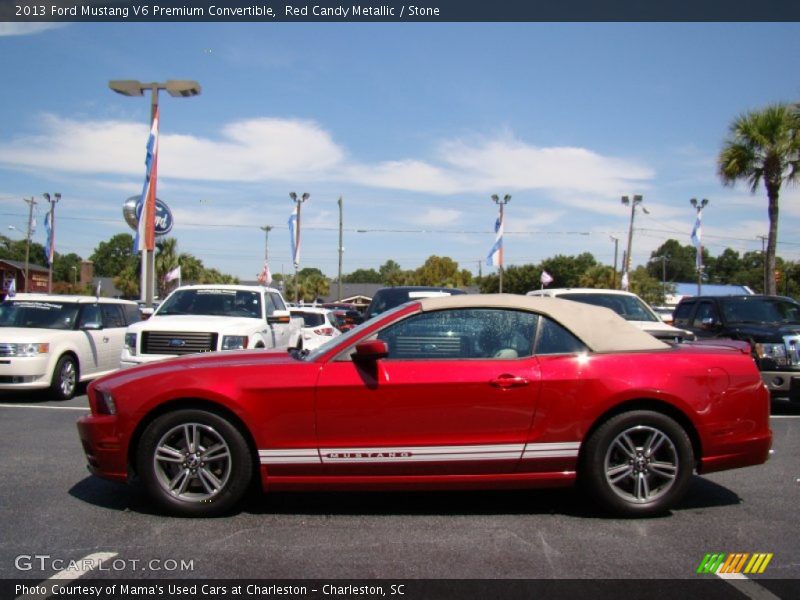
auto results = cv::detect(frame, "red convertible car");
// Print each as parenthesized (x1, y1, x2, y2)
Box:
(77, 295, 771, 517)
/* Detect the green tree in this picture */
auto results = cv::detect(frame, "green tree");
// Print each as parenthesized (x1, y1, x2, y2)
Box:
(539, 253, 598, 288)
(155, 237, 179, 296)
(629, 267, 670, 306)
(379, 260, 404, 285)
(90, 233, 137, 277)
(414, 256, 470, 287)
(578, 265, 618, 289)
(718, 104, 800, 295)
(343, 268, 381, 283)
(647, 240, 702, 283)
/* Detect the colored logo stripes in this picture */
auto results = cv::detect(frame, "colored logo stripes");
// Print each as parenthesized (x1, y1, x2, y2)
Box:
(697, 553, 773, 575)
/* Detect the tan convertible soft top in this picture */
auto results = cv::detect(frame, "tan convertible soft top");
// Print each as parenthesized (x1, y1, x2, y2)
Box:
(418, 294, 668, 353)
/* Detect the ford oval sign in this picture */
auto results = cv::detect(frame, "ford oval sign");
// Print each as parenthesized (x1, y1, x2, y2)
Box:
(123, 196, 174, 237)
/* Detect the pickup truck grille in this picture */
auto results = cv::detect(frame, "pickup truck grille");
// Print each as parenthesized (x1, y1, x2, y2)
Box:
(142, 331, 218, 355)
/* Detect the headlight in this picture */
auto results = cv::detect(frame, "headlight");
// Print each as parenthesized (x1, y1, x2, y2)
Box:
(124, 333, 137, 355)
(1, 343, 50, 357)
(755, 342, 788, 365)
(95, 389, 117, 415)
(221, 335, 248, 350)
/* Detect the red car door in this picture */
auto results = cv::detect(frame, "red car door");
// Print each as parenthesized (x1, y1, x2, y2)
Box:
(314, 307, 542, 476)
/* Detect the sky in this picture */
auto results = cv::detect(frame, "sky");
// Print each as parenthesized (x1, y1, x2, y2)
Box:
(1, 21, 799, 284)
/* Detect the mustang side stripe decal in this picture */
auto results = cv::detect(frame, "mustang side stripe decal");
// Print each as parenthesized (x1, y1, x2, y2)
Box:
(259, 442, 581, 465)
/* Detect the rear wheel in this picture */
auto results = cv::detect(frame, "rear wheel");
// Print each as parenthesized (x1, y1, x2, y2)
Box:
(581, 410, 694, 517)
(137, 409, 253, 517)
(49, 355, 77, 400)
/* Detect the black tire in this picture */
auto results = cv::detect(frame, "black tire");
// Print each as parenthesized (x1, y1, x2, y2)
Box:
(581, 410, 694, 517)
(137, 409, 254, 517)
(49, 355, 77, 400)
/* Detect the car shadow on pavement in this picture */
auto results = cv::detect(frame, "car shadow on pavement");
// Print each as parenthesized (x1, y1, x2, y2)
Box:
(68, 475, 741, 520)
(0, 384, 88, 404)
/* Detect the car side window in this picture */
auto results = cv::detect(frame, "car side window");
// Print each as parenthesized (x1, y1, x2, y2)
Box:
(377, 308, 538, 360)
(100, 304, 126, 328)
(672, 302, 694, 327)
(78, 305, 102, 328)
(534, 317, 587, 355)
(693, 302, 719, 328)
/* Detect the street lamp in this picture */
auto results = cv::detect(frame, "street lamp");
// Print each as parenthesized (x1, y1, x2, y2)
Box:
(690, 198, 709, 295)
(621, 195, 646, 285)
(609, 236, 620, 289)
(289, 192, 310, 303)
(490, 194, 511, 293)
(43, 192, 61, 293)
(108, 79, 201, 308)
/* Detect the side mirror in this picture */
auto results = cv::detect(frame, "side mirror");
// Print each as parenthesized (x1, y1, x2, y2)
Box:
(353, 339, 389, 362)
(700, 317, 719, 328)
(267, 309, 291, 324)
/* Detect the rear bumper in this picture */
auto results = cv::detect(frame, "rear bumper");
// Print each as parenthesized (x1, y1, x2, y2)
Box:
(698, 430, 772, 474)
(76, 414, 128, 482)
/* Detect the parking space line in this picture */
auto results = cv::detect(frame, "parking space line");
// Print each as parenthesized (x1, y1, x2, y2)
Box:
(716, 573, 782, 600)
(770, 415, 800, 419)
(0, 404, 89, 411)
(14, 552, 118, 600)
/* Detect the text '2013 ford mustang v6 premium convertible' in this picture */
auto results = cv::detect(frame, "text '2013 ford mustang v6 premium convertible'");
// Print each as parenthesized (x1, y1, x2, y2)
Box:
(77, 295, 771, 517)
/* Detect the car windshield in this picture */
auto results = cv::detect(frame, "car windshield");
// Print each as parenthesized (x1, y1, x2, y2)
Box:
(560, 293, 659, 323)
(0, 301, 80, 330)
(721, 297, 800, 324)
(156, 289, 262, 318)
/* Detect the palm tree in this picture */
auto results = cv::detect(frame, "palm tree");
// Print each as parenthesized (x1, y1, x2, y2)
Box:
(155, 237, 179, 296)
(718, 104, 800, 294)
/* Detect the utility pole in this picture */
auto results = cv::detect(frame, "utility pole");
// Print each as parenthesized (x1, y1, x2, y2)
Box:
(43, 193, 61, 293)
(490, 194, 511, 293)
(610, 236, 619, 289)
(337, 196, 343, 302)
(23, 197, 36, 293)
(621, 195, 645, 282)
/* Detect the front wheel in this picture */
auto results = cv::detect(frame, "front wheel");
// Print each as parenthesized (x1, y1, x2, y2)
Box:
(581, 410, 694, 517)
(50, 355, 77, 400)
(137, 409, 253, 517)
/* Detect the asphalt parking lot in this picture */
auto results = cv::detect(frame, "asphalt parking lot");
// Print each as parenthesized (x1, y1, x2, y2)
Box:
(0, 392, 798, 597)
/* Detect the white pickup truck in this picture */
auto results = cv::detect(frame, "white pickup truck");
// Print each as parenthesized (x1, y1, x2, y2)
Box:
(120, 285, 302, 369)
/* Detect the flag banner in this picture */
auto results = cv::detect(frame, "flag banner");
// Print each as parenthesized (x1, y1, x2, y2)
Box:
(135, 108, 160, 254)
(691, 210, 703, 268)
(44, 211, 54, 266)
(257, 261, 273, 286)
(6, 278, 16, 298)
(621, 272, 630, 291)
(165, 265, 181, 283)
(540, 270, 554, 287)
(486, 215, 504, 267)
(288, 206, 300, 266)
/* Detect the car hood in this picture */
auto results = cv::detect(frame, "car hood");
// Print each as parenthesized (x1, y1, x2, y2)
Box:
(726, 322, 800, 343)
(0, 327, 77, 341)
(128, 315, 264, 333)
(94, 347, 300, 389)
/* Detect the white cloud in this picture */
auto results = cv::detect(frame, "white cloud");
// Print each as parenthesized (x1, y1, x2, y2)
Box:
(407, 208, 462, 227)
(0, 23, 67, 37)
(0, 114, 656, 203)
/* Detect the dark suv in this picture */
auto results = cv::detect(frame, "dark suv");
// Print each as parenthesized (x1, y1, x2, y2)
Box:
(674, 295, 800, 402)
(365, 286, 467, 320)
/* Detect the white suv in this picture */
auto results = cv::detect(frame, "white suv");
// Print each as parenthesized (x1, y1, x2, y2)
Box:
(526, 288, 694, 343)
(121, 285, 302, 368)
(0, 294, 140, 399)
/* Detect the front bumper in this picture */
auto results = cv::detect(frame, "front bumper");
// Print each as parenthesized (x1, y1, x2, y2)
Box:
(0, 355, 51, 390)
(761, 371, 800, 401)
(76, 414, 128, 482)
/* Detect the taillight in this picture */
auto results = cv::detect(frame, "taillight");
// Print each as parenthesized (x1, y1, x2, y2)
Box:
(313, 327, 334, 336)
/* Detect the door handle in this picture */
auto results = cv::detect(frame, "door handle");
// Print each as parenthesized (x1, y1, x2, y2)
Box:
(490, 374, 530, 389)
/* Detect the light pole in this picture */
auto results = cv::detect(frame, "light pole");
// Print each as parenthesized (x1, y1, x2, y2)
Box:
(691, 198, 709, 296)
(650, 255, 668, 301)
(260, 225, 272, 285)
(109, 79, 201, 308)
(610, 236, 619, 289)
(43, 192, 61, 293)
(621, 195, 646, 283)
(337, 196, 344, 302)
(289, 192, 309, 303)
(70, 265, 77, 287)
(490, 194, 511, 293)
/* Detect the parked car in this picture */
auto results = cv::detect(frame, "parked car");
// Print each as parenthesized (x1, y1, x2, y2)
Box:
(121, 285, 302, 368)
(321, 303, 365, 332)
(673, 294, 800, 402)
(365, 286, 466, 320)
(290, 307, 342, 351)
(78, 294, 770, 518)
(527, 288, 694, 343)
(0, 294, 140, 399)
